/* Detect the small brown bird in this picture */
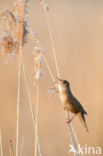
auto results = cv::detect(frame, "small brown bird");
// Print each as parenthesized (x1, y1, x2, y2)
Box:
(57, 78, 88, 132)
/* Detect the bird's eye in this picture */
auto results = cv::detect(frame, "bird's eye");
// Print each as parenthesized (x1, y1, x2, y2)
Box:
(63, 80, 69, 86)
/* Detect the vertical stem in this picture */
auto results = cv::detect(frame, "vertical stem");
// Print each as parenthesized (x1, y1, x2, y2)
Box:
(21, 59, 42, 156)
(44, 55, 78, 156)
(20, 135, 24, 156)
(9, 140, 13, 156)
(16, 56, 21, 156)
(44, 10, 60, 79)
(35, 83, 39, 156)
(43, 56, 55, 83)
(15, 1, 26, 155)
(66, 112, 78, 156)
(44, 7, 80, 156)
(0, 129, 3, 156)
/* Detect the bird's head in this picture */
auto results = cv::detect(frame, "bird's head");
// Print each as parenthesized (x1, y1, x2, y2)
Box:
(57, 77, 70, 89)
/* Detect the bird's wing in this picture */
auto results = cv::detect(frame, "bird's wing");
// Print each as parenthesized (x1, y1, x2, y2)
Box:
(69, 94, 87, 115)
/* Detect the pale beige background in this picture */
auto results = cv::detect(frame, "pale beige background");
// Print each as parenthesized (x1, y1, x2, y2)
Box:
(0, 0, 103, 156)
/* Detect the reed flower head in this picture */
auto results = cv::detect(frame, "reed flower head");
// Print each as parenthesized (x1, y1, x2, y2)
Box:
(0, 0, 30, 61)
(32, 32, 45, 83)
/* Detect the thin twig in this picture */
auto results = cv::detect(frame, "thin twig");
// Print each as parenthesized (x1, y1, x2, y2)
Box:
(35, 83, 39, 156)
(44, 10, 60, 79)
(44, 51, 78, 156)
(71, 125, 84, 156)
(43, 7, 79, 156)
(43, 56, 55, 83)
(16, 55, 21, 156)
(21, 58, 42, 156)
(16, 0, 28, 155)
(9, 140, 14, 156)
(66, 112, 78, 156)
(0, 129, 3, 156)
(20, 135, 24, 156)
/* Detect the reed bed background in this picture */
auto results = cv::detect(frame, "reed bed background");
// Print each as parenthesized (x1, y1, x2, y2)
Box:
(0, 0, 103, 156)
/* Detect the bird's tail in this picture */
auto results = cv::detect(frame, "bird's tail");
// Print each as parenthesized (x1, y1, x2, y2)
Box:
(77, 112, 89, 132)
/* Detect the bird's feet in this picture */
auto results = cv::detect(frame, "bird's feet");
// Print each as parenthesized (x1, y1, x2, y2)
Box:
(66, 114, 75, 124)
(64, 107, 67, 111)
(67, 119, 72, 124)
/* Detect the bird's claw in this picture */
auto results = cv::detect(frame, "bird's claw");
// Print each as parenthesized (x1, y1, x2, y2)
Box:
(67, 119, 72, 124)
(64, 107, 66, 111)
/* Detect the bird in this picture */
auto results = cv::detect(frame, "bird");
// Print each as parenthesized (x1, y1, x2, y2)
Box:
(57, 78, 89, 132)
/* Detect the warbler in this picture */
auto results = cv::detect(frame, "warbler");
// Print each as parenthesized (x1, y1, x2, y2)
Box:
(57, 78, 88, 132)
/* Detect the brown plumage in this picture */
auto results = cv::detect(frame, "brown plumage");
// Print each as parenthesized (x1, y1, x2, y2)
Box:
(58, 79, 88, 132)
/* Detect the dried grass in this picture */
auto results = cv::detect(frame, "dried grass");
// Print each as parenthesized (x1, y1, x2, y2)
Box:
(0, 0, 83, 156)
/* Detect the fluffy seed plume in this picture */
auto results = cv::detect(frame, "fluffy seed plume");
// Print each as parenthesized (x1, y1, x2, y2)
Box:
(32, 32, 45, 83)
(48, 87, 58, 96)
(0, 0, 30, 61)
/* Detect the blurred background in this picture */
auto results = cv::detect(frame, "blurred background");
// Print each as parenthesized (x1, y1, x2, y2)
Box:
(0, 0, 103, 155)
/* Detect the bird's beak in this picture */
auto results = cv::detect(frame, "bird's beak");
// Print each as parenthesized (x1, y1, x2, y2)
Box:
(56, 77, 62, 84)
(57, 77, 61, 81)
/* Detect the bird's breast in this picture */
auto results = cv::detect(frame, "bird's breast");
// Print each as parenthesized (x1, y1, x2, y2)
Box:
(58, 84, 68, 104)
(59, 92, 74, 112)
(59, 93, 68, 104)
(58, 84, 73, 110)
